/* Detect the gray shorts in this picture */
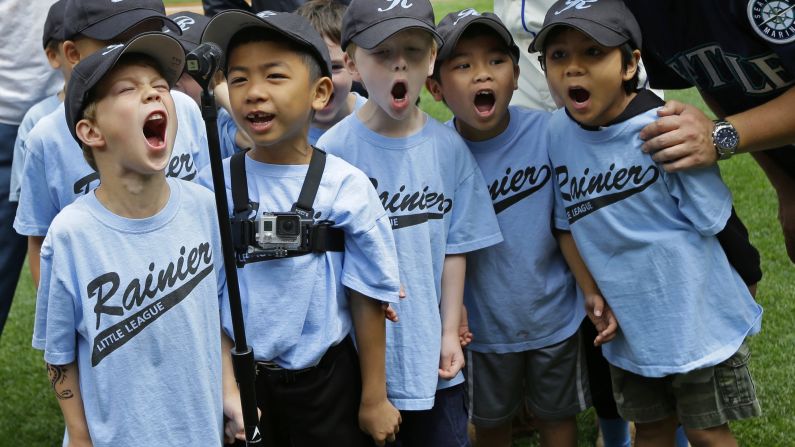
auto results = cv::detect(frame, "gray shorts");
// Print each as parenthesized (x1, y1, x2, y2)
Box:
(610, 340, 761, 430)
(466, 331, 591, 427)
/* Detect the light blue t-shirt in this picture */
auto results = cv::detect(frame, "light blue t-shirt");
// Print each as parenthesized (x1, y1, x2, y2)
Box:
(547, 107, 762, 377)
(9, 93, 61, 202)
(217, 107, 244, 159)
(451, 107, 584, 353)
(308, 91, 367, 146)
(196, 152, 400, 370)
(318, 113, 502, 410)
(33, 178, 224, 446)
(14, 90, 209, 237)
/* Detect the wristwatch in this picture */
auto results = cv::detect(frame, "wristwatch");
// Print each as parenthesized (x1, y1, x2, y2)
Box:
(712, 120, 739, 161)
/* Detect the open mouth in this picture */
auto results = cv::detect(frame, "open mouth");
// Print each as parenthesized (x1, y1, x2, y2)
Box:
(246, 110, 275, 130)
(569, 87, 591, 104)
(143, 111, 167, 149)
(474, 90, 496, 115)
(391, 81, 408, 103)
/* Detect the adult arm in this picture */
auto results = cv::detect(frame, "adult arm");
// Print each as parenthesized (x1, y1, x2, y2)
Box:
(438, 254, 465, 380)
(640, 85, 795, 171)
(47, 362, 92, 447)
(349, 290, 400, 446)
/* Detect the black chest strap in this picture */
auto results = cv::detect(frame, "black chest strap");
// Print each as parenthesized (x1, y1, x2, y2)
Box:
(229, 148, 344, 262)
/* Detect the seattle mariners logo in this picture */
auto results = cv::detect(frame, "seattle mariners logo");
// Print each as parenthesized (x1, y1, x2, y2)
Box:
(554, 0, 599, 15)
(748, 0, 795, 43)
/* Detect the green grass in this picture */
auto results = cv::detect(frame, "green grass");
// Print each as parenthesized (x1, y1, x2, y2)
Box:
(2, 2, 794, 445)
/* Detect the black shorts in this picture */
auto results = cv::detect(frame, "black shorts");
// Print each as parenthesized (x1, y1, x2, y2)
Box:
(229, 336, 372, 447)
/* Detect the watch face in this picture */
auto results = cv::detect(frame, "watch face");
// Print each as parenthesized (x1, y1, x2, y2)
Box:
(716, 126, 739, 150)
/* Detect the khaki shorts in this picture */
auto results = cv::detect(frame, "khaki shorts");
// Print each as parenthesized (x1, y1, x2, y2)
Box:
(610, 341, 761, 430)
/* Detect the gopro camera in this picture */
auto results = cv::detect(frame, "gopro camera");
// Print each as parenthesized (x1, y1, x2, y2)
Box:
(249, 212, 313, 257)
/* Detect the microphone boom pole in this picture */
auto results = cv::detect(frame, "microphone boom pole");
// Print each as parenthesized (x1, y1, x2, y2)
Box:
(186, 42, 263, 447)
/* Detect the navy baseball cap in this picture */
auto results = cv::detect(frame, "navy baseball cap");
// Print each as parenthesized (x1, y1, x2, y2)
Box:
(340, 0, 441, 51)
(528, 0, 641, 53)
(201, 10, 332, 78)
(167, 11, 211, 53)
(435, 9, 519, 63)
(65, 32, 185, 143)
(42, 0, 67, 49)
(63, 0, 181, 41)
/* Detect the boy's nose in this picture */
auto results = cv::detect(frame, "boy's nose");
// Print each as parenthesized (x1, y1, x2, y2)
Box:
(565, 57, 585, 76)
(143, 86, 162, 102)
(245, 82, 269, 103)
(392, 55, 407, 71)
(474, 67, 493, 83)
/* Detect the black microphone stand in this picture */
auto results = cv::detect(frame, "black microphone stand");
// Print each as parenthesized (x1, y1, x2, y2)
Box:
(185, 43, 263, 447)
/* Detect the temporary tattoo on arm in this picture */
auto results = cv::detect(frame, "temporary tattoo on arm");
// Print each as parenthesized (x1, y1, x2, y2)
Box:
(46, 364, 74, 400)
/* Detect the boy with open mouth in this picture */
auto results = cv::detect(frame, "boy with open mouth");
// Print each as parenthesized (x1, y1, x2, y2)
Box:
(317, 1, 502, 445)
(34, 32, 231, 446)
(427, 9, 590, 447)
(531, 0, 763, 445)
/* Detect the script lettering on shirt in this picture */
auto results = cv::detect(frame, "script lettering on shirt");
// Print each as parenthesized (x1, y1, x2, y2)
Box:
(488, 164, 551, 214)
(370, 178, 453, 229)
(73, 172, 100, 195)
(667, 45, 794, 94)
(556, 163, 659, 223)
(165, 153, 196, 181)
(86, 242, 214, 366)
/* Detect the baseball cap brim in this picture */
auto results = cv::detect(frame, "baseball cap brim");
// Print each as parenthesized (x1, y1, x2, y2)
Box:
(528, 19, 629, 53)
(437, 16, 519, 62)
(77, 9, 181, 41)
(201, 10, 332, 78)
(350, 17, 442, 50)
(66, 33, 185, 142)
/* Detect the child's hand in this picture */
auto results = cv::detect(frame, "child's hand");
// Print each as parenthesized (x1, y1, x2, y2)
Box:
(459, 305, 473, 347)
(439, 333, 465, 379)
(223, 395, 260, 443)
(585, 293, 618, 346)
(382, 284, 406, 323)
(359, 398, 401, 446)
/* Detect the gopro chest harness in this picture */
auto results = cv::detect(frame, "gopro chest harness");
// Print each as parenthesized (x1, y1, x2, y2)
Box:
(229, 147, 345, 267)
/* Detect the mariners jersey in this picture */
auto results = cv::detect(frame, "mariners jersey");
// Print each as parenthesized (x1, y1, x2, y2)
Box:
(625, 0, 795, 116)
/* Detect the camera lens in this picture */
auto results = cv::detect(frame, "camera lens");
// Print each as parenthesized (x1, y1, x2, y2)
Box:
(276, 215, 301, 237)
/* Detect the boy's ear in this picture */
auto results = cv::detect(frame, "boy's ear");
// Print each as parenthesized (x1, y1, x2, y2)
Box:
(75, 119, 106, 150)
(343, 52, 362, 83)
(622, 49, 641, 82)
(426, 45, 438, 78)
(45, 46, 62, 70)
(62, 40, 82, 67)
(310, 76, 334, 112)
(425, 77, 445, 102)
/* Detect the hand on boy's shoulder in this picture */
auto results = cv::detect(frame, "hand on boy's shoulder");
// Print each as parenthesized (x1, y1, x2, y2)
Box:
(640, 100, 718, 172)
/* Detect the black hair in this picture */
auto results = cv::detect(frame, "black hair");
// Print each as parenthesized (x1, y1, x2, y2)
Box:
(431, 23, 517, 83)
(538, 27, 640, 94)
(225, 27, 322, 82)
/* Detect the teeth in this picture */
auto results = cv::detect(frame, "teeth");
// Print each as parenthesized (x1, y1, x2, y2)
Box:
(148, 113, 164, 121)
